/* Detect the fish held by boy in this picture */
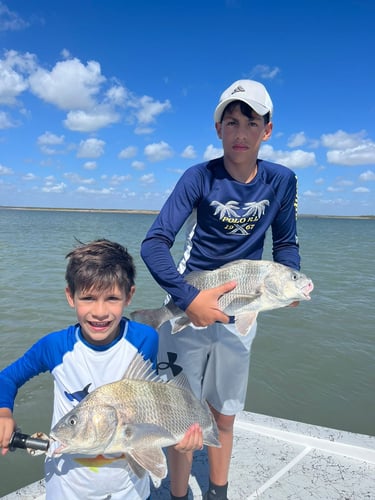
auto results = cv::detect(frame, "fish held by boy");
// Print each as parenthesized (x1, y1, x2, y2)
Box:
(131, 259, 314, 336)
(49, 353, 220, 486)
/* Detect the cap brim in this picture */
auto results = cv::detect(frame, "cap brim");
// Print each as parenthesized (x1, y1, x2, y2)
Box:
(214, 97, 271, 123)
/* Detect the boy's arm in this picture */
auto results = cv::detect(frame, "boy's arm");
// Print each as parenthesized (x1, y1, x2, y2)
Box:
(0, 408, 16, 456)
(141, 169, 204, 311)
(272, 173, 301, 270)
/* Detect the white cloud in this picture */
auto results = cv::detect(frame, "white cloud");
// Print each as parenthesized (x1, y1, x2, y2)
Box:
(249, 64, 280, 80)
(131, 160, 145, 170)
(0, 164, 13, 175)
(38, 131, 65, 145)
(327, 142, 375, 166)
(0, 3, 29, 31)
(0, 110, 16, 128)
(29, 58, 106, 110)
(359, 170, 375, 182)
(109, 174, 132, 185)
(77, 138, 105, 158)
(83, 161, 97, 170)
(303, 190, 322, 197)
(135, 95, 171, 124)
(321, 130, 367, 149)
(144, 141, 173, 162)
(181, 145, 197, 159)
(105, 85, 127, 106)
(76, 186, 114, 195)
(37, 131, 65, 154)
(203, 144, 222, 160)
(287, 132, 307, 148)
(140, 173, 155, 184)
(63, 172, 95, 185)
(336, 179, 354, 187)
(134, 126, 154, 135)
(118, 146, 137, 159)
(42, 181, 66, 193)
(321, 130, 375, 166)
(64, 107, 120, 132)
(0, 50, 35, 104)
(22, 173, 37, 181)
(353, 186, 370, 193)
(260, 144, 316, 168)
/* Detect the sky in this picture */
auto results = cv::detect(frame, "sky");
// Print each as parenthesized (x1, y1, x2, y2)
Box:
(0, 0, 374, 216)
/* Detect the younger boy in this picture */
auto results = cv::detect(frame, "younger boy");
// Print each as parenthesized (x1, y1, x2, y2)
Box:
(0, 239, 201, 499)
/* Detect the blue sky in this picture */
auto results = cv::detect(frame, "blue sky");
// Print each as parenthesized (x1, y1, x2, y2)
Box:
(0, 0, 374, 216)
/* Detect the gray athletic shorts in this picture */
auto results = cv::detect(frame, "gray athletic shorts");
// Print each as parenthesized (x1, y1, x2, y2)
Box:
(157, 320, 257, 416)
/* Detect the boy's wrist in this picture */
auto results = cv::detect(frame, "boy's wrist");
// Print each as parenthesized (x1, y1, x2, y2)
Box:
(0, 408, 13, 418)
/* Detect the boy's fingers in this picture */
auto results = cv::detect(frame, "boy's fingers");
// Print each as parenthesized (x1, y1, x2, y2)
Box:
(216, 280, 237, 296)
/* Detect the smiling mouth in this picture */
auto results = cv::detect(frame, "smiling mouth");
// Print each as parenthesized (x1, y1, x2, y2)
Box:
(89, 321, 111, 328)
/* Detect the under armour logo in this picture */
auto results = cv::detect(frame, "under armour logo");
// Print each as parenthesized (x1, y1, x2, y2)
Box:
(157, 352, 183, 376)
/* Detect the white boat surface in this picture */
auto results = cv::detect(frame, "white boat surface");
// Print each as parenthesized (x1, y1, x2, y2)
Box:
(2, 410, 375, 499)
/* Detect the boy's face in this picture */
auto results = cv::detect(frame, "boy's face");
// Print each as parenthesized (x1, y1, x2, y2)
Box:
(215, 104, 272, 168)
(65, 284, 134, 346)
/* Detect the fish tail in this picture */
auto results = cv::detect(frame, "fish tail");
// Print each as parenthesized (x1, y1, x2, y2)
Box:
(203, 428, 221, 448)
(130, 307, 168, 330)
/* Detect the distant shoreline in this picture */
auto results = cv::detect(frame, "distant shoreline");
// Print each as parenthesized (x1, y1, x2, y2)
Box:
(0, 206, 159, 215)
(0, 206, 374, 220)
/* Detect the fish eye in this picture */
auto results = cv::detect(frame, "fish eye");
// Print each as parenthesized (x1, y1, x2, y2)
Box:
(67, 415, 78, 426)
(291, 273, 298, 281)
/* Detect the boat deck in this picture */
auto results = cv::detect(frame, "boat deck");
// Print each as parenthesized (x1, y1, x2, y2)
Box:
(2, 411, 375, 499)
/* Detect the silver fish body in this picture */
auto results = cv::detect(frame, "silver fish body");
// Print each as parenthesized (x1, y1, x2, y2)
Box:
(131, 259, 314, 335)
(50, 354, 220, 484)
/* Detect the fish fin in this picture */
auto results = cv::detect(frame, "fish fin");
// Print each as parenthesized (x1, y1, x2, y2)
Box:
(122, 423, 176, 449)
(202, 428, 221, 448)
(200, 400, 221, 448)
(234, 312, 258, 336)
(128, 446, 168, 482)
(123, 353, 165, 383)
(126, 454, 148, 479)
(167, 372, 193, 392)
(171, 316, 192, 334)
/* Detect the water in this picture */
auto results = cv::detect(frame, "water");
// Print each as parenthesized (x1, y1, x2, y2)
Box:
(0, 208, 374, 496)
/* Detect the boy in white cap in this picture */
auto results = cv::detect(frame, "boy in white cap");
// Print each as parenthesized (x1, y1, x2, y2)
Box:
(141, 80, 301, 499)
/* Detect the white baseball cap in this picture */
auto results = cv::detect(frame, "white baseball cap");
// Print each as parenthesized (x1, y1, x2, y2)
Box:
(214, 79, 273, 123)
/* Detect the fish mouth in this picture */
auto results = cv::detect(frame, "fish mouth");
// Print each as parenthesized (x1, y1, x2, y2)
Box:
(49, 433, 66, 455)
(301, 281, 314, 300)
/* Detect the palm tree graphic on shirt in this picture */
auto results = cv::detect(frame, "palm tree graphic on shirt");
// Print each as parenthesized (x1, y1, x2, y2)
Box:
(210, 199, 270, 234)
(243, 200, 270, 218)
(210, 200, 240, 218)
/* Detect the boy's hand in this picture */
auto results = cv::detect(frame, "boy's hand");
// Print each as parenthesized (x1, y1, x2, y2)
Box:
(0, 408, 16, 456)
(174, 423, 203, 453)
(186, 281, 237, 328)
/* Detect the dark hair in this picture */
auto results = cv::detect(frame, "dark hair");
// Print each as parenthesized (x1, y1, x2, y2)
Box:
(220, 100, 271, 125)
(65, 239, 136, 295)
